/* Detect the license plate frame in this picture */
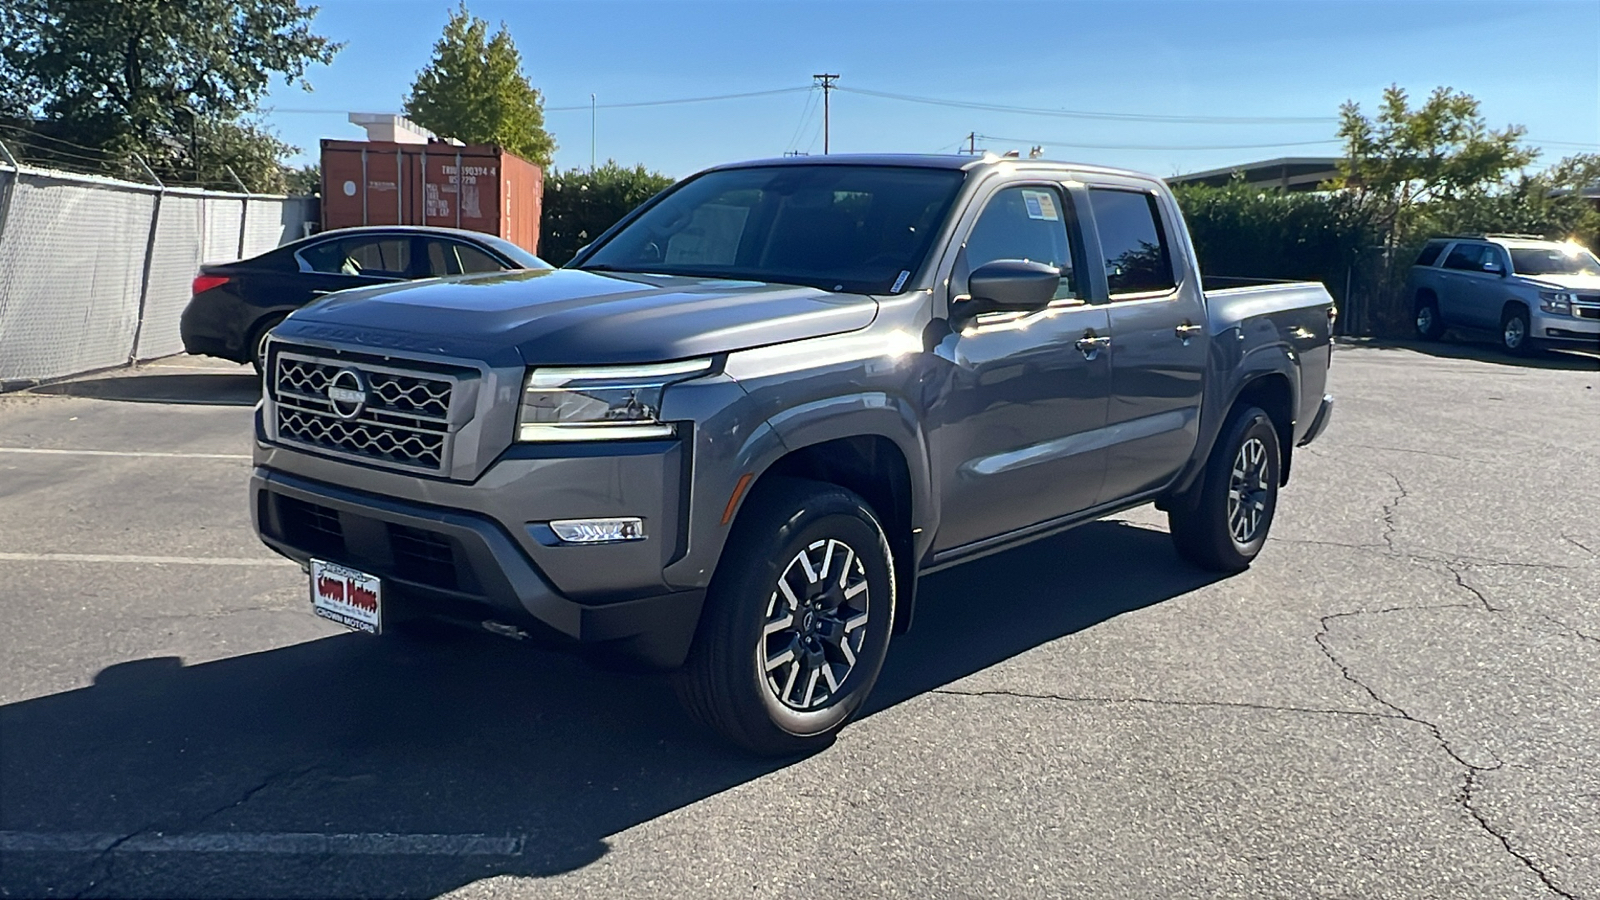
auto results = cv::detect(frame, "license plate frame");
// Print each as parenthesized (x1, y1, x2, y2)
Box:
(310, 559, 382, 634)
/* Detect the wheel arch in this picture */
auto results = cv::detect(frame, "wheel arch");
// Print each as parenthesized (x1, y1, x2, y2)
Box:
(748, 433, 920, 635)
(1230, 372, 1295, 486)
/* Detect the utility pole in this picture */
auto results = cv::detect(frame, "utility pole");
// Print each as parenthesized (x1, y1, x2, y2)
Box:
(590, 93, 597, 172)
(967, 132, 976, 155)
(813, 73, 839, 154)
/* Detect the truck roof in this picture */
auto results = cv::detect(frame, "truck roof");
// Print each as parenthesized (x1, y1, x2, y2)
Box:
(704, 153, 1157, 182)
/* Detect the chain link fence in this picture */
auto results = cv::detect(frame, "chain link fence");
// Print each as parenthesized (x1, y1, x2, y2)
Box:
(0, 159, 316, 386)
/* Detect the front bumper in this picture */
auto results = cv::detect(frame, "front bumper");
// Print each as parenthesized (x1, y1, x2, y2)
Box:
(1297, 394, 1334, 447)
(252, 467, 705, 668)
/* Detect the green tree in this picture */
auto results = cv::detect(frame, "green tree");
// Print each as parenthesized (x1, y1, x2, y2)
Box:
(404, 3, 555, 168)
(1332, 84, 1537, 244)
(0, 0, 339, 186)
(540, 161, 675, 264)
(283, 162, 322, 196)
(1330, 85, 1539, 331)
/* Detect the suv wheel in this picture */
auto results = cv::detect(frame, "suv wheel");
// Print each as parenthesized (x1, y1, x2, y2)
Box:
(674, 477, 895, 756)
(1500, 305, 1533, 356)
(1414, 294, 1445, 340)
(1167, 405, 1282, 572)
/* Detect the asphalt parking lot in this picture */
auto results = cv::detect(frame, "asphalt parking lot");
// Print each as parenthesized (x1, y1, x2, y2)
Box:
(1, 341, 1596, 899)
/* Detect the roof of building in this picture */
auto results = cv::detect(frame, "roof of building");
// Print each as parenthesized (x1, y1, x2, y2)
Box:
(1168, 156, 1344, 190)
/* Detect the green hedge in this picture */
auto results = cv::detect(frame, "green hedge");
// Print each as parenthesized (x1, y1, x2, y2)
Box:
(539, 162, 675, 265)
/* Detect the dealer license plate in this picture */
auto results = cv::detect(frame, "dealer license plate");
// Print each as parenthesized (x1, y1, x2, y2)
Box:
(311, 559, 382, 634)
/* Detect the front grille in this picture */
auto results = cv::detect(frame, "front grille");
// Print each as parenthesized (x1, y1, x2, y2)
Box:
(1574, 305, 1600, 320)
(272, 353, 455, 472)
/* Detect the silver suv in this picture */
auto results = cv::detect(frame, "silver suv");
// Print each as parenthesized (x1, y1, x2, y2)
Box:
(1407, 234, 1600, 354)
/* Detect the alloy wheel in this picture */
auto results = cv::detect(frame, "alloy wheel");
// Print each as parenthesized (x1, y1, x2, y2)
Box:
(759, 538, 870, 711)
(1226, 437, 1271, 544)
(1416, 306, 1434, 335)
(1503, 317, 1525, 350)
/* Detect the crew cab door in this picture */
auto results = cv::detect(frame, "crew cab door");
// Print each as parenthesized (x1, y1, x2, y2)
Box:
(1081, 184, 1208, 503)
(928, 182, 1111, 553)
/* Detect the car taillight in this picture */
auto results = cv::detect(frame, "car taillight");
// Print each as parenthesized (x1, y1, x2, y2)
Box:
(192, 274, 230, 295)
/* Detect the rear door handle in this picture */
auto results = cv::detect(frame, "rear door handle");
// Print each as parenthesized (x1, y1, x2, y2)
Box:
(1075, 333, 1111, 359)
(1175, 322, 1204, 339)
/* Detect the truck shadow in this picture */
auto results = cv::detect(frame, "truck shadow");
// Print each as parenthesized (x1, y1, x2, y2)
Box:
(31, 372, 261, 406)
(0, 521, 1218, 898)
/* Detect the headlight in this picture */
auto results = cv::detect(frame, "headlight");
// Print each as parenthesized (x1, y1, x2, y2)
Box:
(517, 358, 712, 442)
(1539, 290, 1576, 315)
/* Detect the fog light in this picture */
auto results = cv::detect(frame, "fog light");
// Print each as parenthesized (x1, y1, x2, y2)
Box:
(548, 517, 645, 544)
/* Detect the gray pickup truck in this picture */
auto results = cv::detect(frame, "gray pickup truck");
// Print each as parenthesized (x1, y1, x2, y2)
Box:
(253, 154, 1335, 754)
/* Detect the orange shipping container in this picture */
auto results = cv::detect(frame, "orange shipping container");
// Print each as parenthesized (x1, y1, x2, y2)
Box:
(320, 139, 543, 255)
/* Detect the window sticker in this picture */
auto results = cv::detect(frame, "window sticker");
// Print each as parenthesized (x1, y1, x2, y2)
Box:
(891, 270, 910, 293)
(1021, 190, 1059, 221)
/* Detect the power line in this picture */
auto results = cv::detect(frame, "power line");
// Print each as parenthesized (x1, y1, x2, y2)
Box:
(976, 133, 1341, 151)
(547, 87, 809, 111)
(836, 86, 1337, 125)
(784, 87, 820, 154)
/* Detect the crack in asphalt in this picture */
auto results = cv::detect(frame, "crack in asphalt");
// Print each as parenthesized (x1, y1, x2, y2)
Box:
(1379, 470, 1408, 555)
(1539, 614, 1600, 646)
(927, 687, 1405, 722)
(1563, 535, 1597, 558)
(1461, 769, 1578, 900)
(67, 764, 322, 897)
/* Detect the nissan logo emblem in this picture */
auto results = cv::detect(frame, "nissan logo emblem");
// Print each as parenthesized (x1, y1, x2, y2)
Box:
(326, 367, 369, 420)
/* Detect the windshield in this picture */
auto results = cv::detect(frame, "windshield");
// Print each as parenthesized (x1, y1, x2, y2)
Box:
(576, 164, 966, 294)
(1509, 245, 1600, 276)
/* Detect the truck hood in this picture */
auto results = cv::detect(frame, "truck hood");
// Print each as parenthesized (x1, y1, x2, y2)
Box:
(1521, 273, 1600, 292)
(274, 268, 879, 366)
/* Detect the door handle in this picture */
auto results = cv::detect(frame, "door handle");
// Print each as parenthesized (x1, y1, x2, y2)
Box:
(1175, 322, 1204, 339)
(1075, 333, 1111, 359)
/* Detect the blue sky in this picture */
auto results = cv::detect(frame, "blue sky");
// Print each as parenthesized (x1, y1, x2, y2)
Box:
(261, 0, 1600, 179)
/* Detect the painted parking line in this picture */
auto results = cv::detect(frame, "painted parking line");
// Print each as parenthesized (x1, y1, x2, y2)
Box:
(0, 447, 250, 460)
(0, 552, 294, 567)
(0, 831, 524, 855)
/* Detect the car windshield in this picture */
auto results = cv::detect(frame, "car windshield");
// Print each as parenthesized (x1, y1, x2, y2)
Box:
(576, 164, 966, 294)
(1508, 245, 1600, 276)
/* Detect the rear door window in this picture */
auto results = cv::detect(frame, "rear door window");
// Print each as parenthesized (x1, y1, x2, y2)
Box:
(1088, 189, 1176, 297)
(454, 243, 505, 273)
(300, 237, 412, 277)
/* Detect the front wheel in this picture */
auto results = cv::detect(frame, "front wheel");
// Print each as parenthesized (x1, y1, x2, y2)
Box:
(1167, 405, 1282, 572)
(249, 315, 287, 377)
(1500, 306, 1534, 356)
(674, 477, 895, 756)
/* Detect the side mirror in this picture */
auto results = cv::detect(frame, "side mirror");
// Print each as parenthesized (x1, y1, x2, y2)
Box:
(1483, 261, 1504, 275)
(966, 259, 1059, 312)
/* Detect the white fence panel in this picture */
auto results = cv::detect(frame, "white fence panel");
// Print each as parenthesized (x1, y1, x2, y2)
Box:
(201, 196, 245, 264)
(0, 163, 316, 382)
(0, 175, 153, 381)
(133, 194, 205, 360)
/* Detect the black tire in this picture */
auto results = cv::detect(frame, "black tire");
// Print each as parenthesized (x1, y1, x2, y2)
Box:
(674, 477, 896, 756)
(1500, 305, 1534, 356)
(1414, 293, 1445, 341)
(248, 314, 287, 377)
(1167, 405, 1282, 573)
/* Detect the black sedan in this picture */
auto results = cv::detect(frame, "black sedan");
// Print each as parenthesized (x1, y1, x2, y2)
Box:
(179, 226, 548, 372)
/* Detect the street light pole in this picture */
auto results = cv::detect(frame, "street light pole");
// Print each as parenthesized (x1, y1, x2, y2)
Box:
(177, 105, 199, 183)
(590, 93, 596, 172)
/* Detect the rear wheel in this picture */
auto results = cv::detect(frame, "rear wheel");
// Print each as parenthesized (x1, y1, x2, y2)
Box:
(1168, 405, 1282, 572)
(1414, 294, 1445, 340)
(674, 477, 895, 756)
(1500, 305, 1534, 356)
